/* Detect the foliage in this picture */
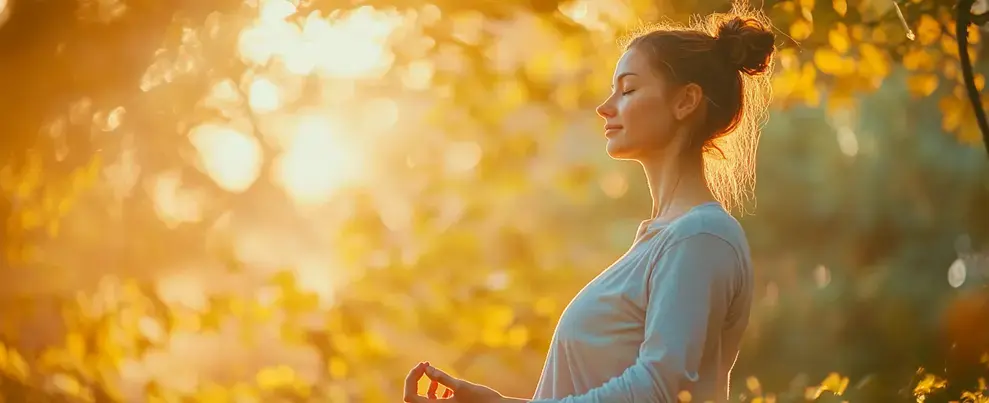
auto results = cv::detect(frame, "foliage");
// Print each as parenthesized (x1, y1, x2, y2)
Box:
(0, 0, 988, 402)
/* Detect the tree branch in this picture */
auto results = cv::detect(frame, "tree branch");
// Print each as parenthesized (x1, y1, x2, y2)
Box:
(957, 0, 989, 156)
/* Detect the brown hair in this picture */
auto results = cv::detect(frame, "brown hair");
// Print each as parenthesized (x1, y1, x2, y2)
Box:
(621, 3, 776, 214)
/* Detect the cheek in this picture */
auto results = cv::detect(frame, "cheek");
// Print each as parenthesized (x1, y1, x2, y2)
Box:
(622, 95, 672, 142)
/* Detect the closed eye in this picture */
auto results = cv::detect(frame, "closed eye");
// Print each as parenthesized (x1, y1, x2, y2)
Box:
(621, 89, 636, 96)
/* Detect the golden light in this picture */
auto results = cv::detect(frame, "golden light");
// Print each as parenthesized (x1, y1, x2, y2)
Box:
(294, 257, 338, 309)
(238, 5, 401, 79)
(275, 115, 365, 205)
(836, 126, 859, 157)
(189, 123, 264, 193)
(150, 171, 203, 228)
(305, 6, 401, 79)
(443, 141, 482, 174)
(361, 97, 400, 133)
(599, 170, 628, 199)
(813, 264, 832, 288)
(237, 18, 300, 67)
(0, 0, 10, 31)
(948, 258, 967, 288)
(155, 270, 209, 312)
(259, 0, 297, 23)
(249, 77, 281, 113)
(402, 60, 435, 90)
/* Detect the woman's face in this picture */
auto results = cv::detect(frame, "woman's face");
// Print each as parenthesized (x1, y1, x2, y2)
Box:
(595, 47, 699, 161)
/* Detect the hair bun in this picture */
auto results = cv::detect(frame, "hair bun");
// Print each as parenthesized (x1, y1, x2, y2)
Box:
(715, 17, 776, 76)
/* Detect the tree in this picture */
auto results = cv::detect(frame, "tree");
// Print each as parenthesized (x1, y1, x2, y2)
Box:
(0, 0, 986, 401)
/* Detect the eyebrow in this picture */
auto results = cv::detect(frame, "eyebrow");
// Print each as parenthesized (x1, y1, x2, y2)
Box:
(610, 72, 638, 89)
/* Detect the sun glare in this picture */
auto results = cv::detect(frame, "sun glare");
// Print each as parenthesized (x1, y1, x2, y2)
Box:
(238, 3, 401, 79)
(189, 124, 264, 193)
(275, 115, 365, 205)
(249, 77, 282, 113)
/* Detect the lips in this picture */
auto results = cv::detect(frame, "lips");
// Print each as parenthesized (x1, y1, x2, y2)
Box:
(604, 124, 622, 137)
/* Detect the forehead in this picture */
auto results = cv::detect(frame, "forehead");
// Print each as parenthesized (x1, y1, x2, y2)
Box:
(613, 47, 656, 79)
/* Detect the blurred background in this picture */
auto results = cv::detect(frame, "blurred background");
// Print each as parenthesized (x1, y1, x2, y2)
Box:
(0, 0, 988, 401)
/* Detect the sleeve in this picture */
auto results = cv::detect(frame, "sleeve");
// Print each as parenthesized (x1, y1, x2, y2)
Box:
(529, 233, 742, 403)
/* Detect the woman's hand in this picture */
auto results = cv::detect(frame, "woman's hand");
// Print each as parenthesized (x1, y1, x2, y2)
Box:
(403, 362, 510, 403)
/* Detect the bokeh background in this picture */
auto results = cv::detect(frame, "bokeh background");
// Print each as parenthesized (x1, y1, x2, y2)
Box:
(1, 0, 988, 401)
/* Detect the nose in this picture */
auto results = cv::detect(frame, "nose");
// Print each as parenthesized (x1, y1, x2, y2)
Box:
(596, 95, 616, 119)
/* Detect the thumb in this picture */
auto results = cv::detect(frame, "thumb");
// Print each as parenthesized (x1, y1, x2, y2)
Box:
(424, 365, 464, 391)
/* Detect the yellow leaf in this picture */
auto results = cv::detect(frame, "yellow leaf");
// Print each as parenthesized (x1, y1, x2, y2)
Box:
(903, 48, 937, 71)
(52, 373, 83, 396)
(256, 365, 296, 390)
(47, 219, 60, 237)
(805, 386, 822, 400)
(485, 304, 515, 329)
(959, 110, 986, 145)
(66, 332, 86, 362)
(20, 206, 43, 230)
(819, 372, 850, 395)
(871, 28, 887, 43)
(829, 24, 850, 53)
(833, 0, 847, 16)
(916, 15, 941, 45)
(481, 326, 506, 347)
(939, 95, 965, 132)
(859, 43, 889, 79)
(789, 19, 813, 41)
(944, 60, 958, 80)
(814, 49, 855, 76)
(328, 357, 348, 378)
(506, 324, 530, 348)
(913, 373, 948, 397)
(5, 348, 29, 382)
(942, 36, 960, 58)
(747, 376, 762, 393)
(907, 74, 939, 97)
(534, 296, 556, 316)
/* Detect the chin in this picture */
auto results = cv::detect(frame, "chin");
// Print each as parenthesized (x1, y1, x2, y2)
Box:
(605, 139, 640, 160)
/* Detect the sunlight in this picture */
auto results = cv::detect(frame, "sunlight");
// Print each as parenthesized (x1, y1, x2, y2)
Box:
(836, 126, 859, 157)
(155, 270, 209, 312)
(150, 171, 203, 228)
(948, 258, 967, 288)
(305, 6, 401, 79)
(274, 115, 365, 205)
(248, 77, 281, 113)
(294, 257, 338, 309)
(259, 0, 297, 23)
(189, 123, 264, 193)
(238, 4, 400, 79)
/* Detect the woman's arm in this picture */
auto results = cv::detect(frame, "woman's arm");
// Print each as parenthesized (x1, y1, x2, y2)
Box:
(528, 233, 743, 403)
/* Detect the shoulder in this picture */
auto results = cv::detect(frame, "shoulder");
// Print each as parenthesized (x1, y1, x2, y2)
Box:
(662, 203, 749, 258)
(644, 204, 752, 287)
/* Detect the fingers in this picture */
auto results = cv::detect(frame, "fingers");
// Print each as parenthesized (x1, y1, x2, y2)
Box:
(424, 365, 463, 391)
(427, 379, 439, 399)
(404, 362, 428, 403)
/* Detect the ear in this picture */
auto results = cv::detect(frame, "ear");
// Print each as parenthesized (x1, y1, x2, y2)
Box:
(672, 83, 703, 121)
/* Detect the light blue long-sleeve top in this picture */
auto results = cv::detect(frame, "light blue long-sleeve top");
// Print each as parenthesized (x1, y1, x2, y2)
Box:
(530, 201, 754, 403)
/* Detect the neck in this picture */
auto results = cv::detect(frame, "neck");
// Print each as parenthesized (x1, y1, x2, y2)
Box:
(639, 149, 715, 220)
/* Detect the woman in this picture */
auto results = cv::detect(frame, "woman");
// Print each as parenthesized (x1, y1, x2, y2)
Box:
(405, 5, 776, 403)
